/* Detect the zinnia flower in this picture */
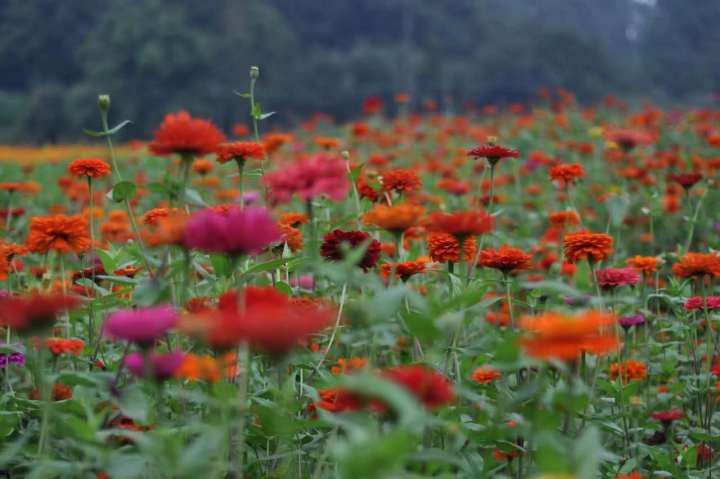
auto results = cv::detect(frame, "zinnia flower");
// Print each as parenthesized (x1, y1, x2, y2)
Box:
(263, 154, 349, 205)
(191, 287, 335, 354)
(520, 310, 619, 361)
(124, 351, 185, 381)
(381, 365, 455, 410)
(470, 366, 502, 385)
(427, 233, 476, 263)
(424, 210, 494, 240)
(0, 293, 79, 333)
(609, 360, 647, 383)
(184, 207, 281, 256)
(626, 256, 658, 275)
(380, 260, 428, 282)
(380, 169, 422, 194)
(651, 409, 683, 426)
(618, 314, 645, 329)
(549, 163, 584, 186)
(363, 203, 424, 234)
(149, 111, 226, 157)
(549, 211, 580, 228)
(68, 158, 112, 179)
(672, 252, 720, 278)
(669, 172, 702, 191)
(478, 244, 532, 274)
(103, 305, 178, 346)
(595, 267, 640, 289)
(215, 141, 265, 164)
(684, 296, 720, 311)
(467, 139, 519, 165)
(320, 230, 381, 271)
(563, 231, 614, 264)
(26, 215, 91, 255)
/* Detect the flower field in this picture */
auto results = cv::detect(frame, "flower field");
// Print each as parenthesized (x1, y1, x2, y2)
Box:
(1, 76, 720, 479)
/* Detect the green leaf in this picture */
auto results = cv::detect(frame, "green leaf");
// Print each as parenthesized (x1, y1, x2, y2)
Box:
(210, 253, 233, 278)
(95, 249, 118, 273)
(183, 188, 207, 207)
(337, 428, 418, 479)
(117, 384, 150, 422)
(83, 120, 132, 137)
(258, 111, 276, 120)
(111, 180, 136, 202)
(233, 91, 251, 99)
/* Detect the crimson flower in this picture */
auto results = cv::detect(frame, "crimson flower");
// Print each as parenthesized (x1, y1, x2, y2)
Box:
(468, 140, 519, 165)
(381, 365, 455, 410)
(320, 230, 381, 271)
(263, 154, 349, 205)
(0, 293, 79, 334)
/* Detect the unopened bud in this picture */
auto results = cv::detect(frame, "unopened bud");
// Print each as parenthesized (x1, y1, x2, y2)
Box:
(341, 150, 350, 160)
(487, 136, 497, 145)
(98, 94, 111, 111)
(249, 66, 260, 80)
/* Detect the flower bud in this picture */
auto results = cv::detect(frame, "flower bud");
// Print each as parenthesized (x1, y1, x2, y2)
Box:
(98, 94, 111, 111)
(341, 150, 350, 160)
(249, 66, 260, 80)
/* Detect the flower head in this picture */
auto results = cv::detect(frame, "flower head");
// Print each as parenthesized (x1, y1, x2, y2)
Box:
(471, 366, 502, 385)
(320, 230, 381, 270)
(610, 360, 647, 383)
(479, 244, 532, 274)
(363, 203, 424, 233)
(684, 296, 720, 311)
(468, 139, 519, 165)
(549, 211, 580, 228)
(618, 314, 646, 329)
(672, 252, 720, 278)
(380, 169, 422, 194)
(595, 267, 640, 289)
(184, 207, 281, 256)
(626, 256, 658, 275)
(215, 141, 265, 164)
(104, 305, 178, 346)
(26, 215, 91, 255)
(563, 231, 613, 263)
(549, 163, 585, 186)
(0, 293, 79, 333)
(424, 210, 494, 239)
(125, 351, 185, 381)
(263, 155, 349, 205)
(149, 111, 225, 157)
(68, 158, 112, 179)
(520, 310, 619, 361)
(669, 172, 702, 190)
(381, 365, 455, 410)
(427, 233, 476, 263)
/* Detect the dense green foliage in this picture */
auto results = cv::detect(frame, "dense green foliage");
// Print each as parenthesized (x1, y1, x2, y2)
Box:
(0, 0, 718, 142)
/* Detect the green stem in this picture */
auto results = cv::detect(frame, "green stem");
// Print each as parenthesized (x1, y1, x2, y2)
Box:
(236, 157, 246, 208)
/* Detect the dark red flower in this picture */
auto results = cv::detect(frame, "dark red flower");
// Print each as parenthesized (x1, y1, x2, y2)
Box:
(651, 409, 683, 426)
(669, 172, 702, 190)
(468, 140, 519, 165)
(320, 230, 381, 270)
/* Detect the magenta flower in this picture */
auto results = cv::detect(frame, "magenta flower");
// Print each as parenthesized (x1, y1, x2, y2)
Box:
(124, 351, 185, 381)
(618, 314, 645, 329)
(103, 305, 178, 346)
(685, 296, 720, 311)
(184, 207, 281, 256)
(595, 267, 640, 289)
(262, 154, 349, 205)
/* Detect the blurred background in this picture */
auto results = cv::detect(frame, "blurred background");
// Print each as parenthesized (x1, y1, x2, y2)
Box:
(0, 0, 718, 143)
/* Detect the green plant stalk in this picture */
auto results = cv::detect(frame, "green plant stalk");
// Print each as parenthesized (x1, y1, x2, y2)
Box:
(36, 346, 52, 458)
(4, 191, 14, 237)
(236, 157, 246, 208)
(234, 344, 251, 476)
(179, 154, 194, 212)
(87, 177, 97, 347)
(683, 191, 705, 253)
(313, 283, 348, 374)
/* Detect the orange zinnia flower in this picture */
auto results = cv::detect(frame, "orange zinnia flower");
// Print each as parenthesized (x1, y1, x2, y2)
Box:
(363, 203, 424, 233)
(68, 158, 112, 179)
(149, 111, 225, 157)
(609, 360, 647, 383)
(626, 255, 658, 275)
(192, 159, 214, 175)
(427, 232, 476, 263)
(563, 231, 613, 263)
(672, 252, 720, 278)
(424, 210, 494, 239)
(479, 244, 532, 274)
(380, 259, 428, 281)
(549, 211, 580, 228)
(278, 223, 303, 252)
(278, 212, 309, 227)
(520, 310, 619, 361)
(26, 215, 91, 254)
(470, 366, 502, 385)
(380, 169, 422, 194)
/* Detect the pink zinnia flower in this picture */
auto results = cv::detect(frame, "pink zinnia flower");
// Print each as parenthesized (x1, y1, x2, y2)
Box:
(124, 350, 184, 381)
(595, 267, 640, 289)
(262, 154, 349, 205)
(684, 296, 720, 311)
(104, 305, 178, 345)
(184, 207, 281, 256)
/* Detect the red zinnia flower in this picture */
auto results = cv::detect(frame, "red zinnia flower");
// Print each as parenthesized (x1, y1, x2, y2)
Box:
(595, 267, 640, 288)
(26, 215, 91, 255)
(672, 252, 720, 278)
(215, 141, 265, 164)
(320, 230, 381, 271)
(669, 172, 702, 191)
(381, 365, 455, 410)
(651, 409, 683, 426)
(563, 231, 614, 264)
(68, 158, 112, 179)
(424, 210, 494, 240)
(263, 155, 349, 205)
(479, 244, 532, 274)
(468, 139, 519, 165)
(149, 111, 226, 157)
(549, 163, 585, 186)
(0, 293, 79, 333)
(380, 169, 422, 194)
